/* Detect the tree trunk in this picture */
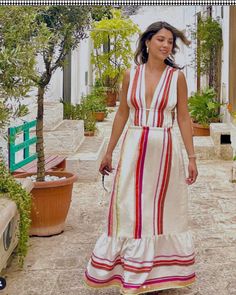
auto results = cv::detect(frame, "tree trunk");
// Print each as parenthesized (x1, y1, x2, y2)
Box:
(36, 85, 45, 181)
(208, 50, 214, 88)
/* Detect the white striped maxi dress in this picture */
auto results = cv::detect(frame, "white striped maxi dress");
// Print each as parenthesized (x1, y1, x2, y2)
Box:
(84, 64, 196, 294)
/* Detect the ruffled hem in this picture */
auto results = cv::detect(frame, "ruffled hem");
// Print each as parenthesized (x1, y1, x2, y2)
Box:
(84, 231, 196, 294)
(84, 272, 196, 295)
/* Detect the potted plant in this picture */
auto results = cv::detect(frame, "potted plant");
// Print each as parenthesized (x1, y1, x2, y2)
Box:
(63, 99, 97, 136)
(188, 88, 222, 136)
(84, 113, 97, 136)
(90, 9, 140, 106)
(0, 6, 99, 236)
(86, 86, 108, 122)
(75, 99, 97, 136)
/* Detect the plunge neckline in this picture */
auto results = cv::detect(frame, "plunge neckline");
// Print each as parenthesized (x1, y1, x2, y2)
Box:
(142, 64, 169, 125)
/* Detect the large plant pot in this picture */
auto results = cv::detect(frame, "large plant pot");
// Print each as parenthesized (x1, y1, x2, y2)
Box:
(106, 89, 117, 107)
(15, 171, 77, 236)
(94, 112, 105, 122)
(192, 122, 210, 136)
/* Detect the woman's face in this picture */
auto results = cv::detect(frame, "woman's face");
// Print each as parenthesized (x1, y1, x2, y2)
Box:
(146, 28, 174, 61)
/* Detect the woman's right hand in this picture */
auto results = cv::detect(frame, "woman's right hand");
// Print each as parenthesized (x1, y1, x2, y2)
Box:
(99, 153, 113, 175)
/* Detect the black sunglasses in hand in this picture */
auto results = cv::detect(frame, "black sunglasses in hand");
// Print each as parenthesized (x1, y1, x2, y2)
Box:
(102, 174, 109, 192)
(101, 166, 112, 192)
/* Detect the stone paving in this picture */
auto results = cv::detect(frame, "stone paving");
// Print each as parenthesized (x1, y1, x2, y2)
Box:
(1, 110, 236, 295)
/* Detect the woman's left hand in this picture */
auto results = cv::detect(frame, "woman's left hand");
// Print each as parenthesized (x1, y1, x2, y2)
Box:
(186, 159, 198, 185)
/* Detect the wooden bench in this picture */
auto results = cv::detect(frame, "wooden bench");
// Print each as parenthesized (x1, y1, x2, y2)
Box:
(12, 155, 66, 175)
(8, 120, 66, 174)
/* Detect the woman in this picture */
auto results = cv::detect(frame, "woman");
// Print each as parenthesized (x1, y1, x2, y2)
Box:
(84, 21, 198, 294)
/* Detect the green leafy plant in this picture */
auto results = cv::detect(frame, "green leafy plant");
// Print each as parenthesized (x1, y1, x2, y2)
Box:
(188, 88, 222, 126)
(190, 15, 222, 95)
(0, 162, 31, 267)
(0, 7, 44, 98)
(62, 101, 78, 120)
(0, 101, 10, 130)
(85, 86, 108, 116)
(62, 99, 97, 133)
(83, 112, 97, 133)
(75, 100, 97, 132)
(90, 9, 140, 91)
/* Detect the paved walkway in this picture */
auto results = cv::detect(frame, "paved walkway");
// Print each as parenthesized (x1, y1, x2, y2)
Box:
(2, 110, 236, 295)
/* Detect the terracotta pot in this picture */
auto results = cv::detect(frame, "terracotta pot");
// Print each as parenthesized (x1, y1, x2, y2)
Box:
(192, 122, 210, 136)
(94, 112, 105, 122)
(15, 171, 77, 236)
(106, 89, 117, 107)
(84, 130, 95, 137)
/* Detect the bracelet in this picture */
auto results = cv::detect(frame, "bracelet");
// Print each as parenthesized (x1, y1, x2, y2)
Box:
(188, 154, 197, 159)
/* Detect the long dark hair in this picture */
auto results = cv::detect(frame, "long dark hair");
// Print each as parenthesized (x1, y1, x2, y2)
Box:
(134, 21, 191, 69)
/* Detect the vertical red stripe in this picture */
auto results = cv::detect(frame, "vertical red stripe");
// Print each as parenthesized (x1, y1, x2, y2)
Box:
(157, 69, 174, 127)
(152, 68, 170, 127)
(134, 127, 149, 238)
(153, 130, 166, 235)
(157, 128, 172, 234)
(131, 66, 141, 126)
(139, 65, 144, 126)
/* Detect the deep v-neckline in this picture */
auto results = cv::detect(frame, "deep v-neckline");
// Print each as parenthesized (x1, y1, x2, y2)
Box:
(142, 64, 168, 125)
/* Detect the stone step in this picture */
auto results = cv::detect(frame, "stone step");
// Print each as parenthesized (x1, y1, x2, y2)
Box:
(44, 120, 84, 155)
(176, 123, 233, 161)
(193, 136, 216, 160)
(210, 123, 233, 160)
(66, 136, 106, 182)
(25, 101, 64, 131)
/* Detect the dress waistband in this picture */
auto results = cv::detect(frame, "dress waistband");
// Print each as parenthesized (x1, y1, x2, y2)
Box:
(128, 125, 173, 131)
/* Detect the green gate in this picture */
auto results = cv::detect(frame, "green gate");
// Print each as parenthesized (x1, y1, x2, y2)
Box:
(8, 120, 37, 172)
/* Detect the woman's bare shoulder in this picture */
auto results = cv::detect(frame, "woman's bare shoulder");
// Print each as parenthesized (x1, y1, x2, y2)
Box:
(123, 64, 139, 82)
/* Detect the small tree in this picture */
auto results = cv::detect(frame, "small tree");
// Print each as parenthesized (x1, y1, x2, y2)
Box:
(190, 15, 222, 97)
(31, 6, 94, 181)
(0, 7, 45, 161)
(90, 9, 140, 92)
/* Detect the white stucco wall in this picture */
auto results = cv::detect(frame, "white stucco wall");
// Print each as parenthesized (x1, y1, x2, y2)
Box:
(45, 68, 63, 101)
(73, 37, 92, 104)
(45, 36, 92, 105)
(23, 34, 92, 106)
(27, 53, 63, 102)
(71, 47, 80, 105)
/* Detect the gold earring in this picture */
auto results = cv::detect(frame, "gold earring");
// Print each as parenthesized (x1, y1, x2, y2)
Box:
(146, 47, 149, 53)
